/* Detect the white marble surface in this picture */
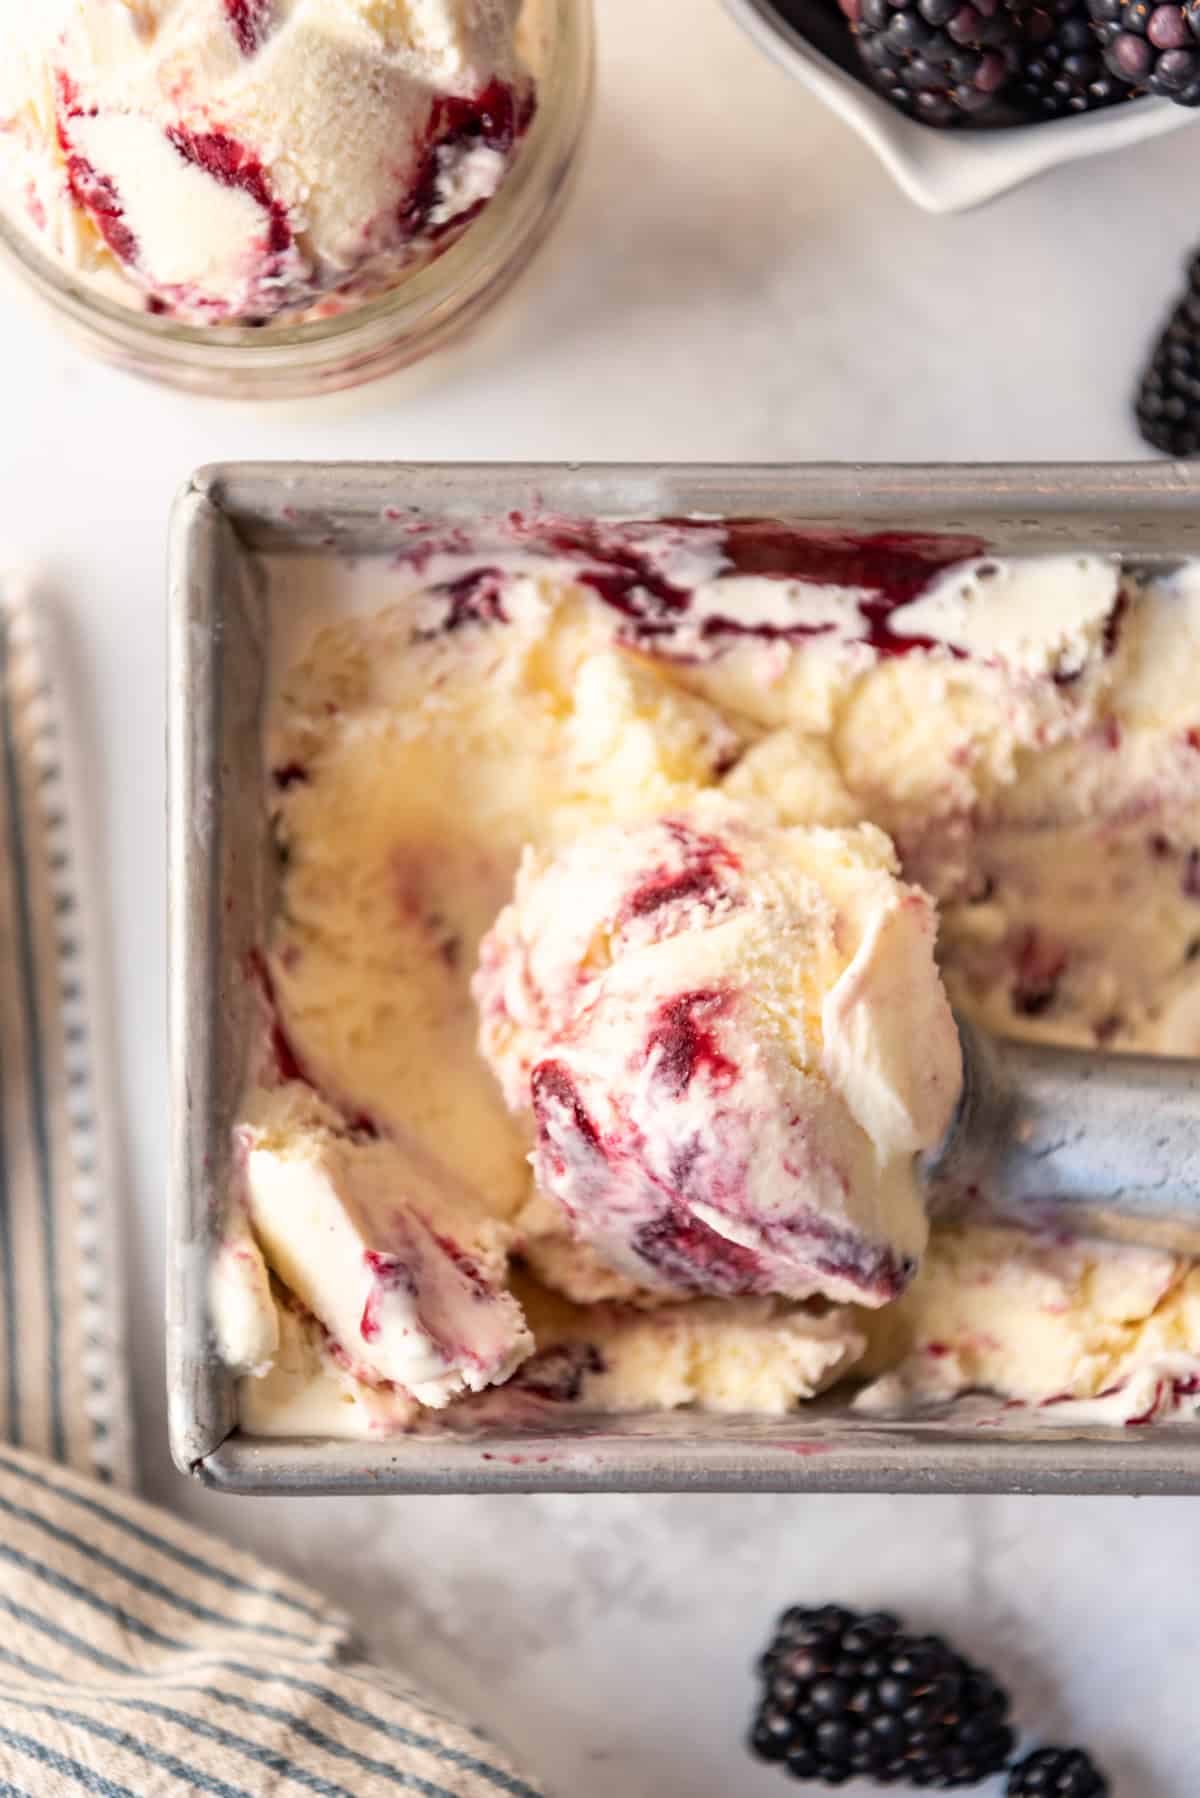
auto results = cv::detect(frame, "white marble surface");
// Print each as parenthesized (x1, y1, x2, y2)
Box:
(1, 1, 1198, 1792)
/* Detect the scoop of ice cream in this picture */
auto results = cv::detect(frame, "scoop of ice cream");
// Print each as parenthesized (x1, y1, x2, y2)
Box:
(0, 0, 530, 323)
(235, 1084, 532, 1407)
(474, 797, 962, 1307)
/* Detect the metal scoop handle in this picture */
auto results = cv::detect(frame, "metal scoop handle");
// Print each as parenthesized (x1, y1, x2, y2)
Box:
(924, 1016, 1200, 1256)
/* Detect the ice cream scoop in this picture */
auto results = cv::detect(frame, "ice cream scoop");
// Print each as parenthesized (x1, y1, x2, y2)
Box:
(474, 798, 963, 1308)
(926, 1015, 1200, 1253)
(475, 792, 1200, 1285)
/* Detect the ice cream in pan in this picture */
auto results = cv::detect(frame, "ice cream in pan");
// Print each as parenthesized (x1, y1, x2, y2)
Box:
(214, 523, 1200, 1433)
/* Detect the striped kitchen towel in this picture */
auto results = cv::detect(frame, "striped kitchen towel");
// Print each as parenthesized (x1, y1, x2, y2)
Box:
(0, 583, 546, 1798)
(0, 1443, 545, 1798)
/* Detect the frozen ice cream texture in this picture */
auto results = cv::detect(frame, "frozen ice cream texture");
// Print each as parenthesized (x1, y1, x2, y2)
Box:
(215, 523, 1200, 1433)
(0, 0, 533, 324)
(231, 1084, 531, 1407)
(474, 800, 960, 1307)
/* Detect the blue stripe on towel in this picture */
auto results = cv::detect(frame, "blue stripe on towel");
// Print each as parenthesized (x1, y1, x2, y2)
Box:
(0, 1720, 138, 1798)
(0, 1537, 541, 1798)
(223, 1667, 544, 1798)
(0, 1697, 261, 1798)
(0, 1594, 133, 1678)
(0, 1489, 314, 1644)
(0, 1639, 513, 1798)
(0, 1541, 181, 1651)
(0, 1651, 362, 1798)
(212, 1684, 500, 1798)
(5, 1688, 358, 1798)
(0, 1450, 327, 1620)
(0, 1579, 523, 1798)
(0, 1644, 473, 1798)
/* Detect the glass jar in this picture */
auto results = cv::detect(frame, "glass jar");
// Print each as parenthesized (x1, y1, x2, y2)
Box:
(0, 0, 593, 400)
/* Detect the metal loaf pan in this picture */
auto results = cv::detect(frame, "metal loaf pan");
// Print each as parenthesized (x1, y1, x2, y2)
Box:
(168, 460, 1200, 1496)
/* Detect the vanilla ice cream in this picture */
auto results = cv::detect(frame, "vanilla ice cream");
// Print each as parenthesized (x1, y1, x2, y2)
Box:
(474, 799, 959, 1307)
(0, 0, 533, 324)
(219, 520, 1200, 1434)
(221, 1082, 532, 1407)
(512, 1278, 869, 1416)
(856, 1225, 1200, 1426)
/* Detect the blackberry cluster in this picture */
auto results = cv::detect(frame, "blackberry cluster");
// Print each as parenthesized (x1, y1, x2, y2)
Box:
(1087, 0, 1200, 98)
(1007, 1746, 1110, 1795)
(1015, 0, 1135, 111)
(749, 1604, 1015, 1785)
(841, 0, 1025, 125)
(1135, 250, 1200, 457)
(840, 0, 1143, 122)
(836, 0, 1200, 116)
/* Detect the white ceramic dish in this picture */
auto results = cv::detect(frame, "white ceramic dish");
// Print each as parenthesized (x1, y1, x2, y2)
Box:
(725, 0, 1198, 211)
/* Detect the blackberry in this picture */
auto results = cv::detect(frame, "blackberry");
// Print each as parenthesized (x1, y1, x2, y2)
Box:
(1087, 0, 1200, 99)
(1015, 0, 1137, 112)
(1136, 249, 1200, 456)
(750, 1605, 1015, 1786)
(1007, 1746, 1110, 1795)
(839, 0, 1025, 125)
